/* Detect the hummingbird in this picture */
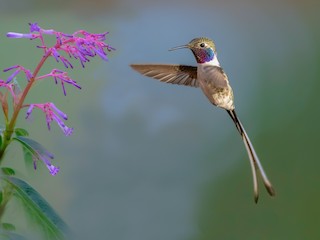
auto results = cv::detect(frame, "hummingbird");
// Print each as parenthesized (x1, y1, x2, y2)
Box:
(130, 37, 275, 203)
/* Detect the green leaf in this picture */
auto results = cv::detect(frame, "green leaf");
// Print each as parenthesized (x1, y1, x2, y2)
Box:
(12, 137, 37, 162)
(1, 223, 15, 231)
(21, 147, 33, 170)
(0, 168, 15, 176)
(12, 136, 54, 170)
(1, 176, 70, 240)
(14, 128, 29, 137)
(12, 136, 53, 159)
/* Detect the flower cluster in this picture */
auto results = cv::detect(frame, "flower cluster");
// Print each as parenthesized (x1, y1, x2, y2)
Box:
(37, 69, 81, 96)
(26, 103, 73, 136)
(0, 23, 114, 175)
(7, 22, 114, 68)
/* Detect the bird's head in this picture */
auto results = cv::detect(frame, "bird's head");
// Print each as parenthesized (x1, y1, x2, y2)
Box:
(169, 37, 216, 64)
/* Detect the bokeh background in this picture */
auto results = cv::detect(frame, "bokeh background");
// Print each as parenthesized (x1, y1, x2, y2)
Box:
(1, 0, 320, 239)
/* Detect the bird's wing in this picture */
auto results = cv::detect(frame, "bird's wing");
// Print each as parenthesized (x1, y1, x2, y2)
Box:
(201, 65, 229, 89)
(130, 64, 199, 87)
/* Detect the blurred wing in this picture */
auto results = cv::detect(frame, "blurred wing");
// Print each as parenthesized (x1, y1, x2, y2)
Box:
(130, 64, 199, 87)
(202, 65, 229, 88)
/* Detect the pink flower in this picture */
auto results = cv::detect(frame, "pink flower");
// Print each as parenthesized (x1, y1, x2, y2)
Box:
(3, 65, 32, 83)
(35, 155, 60, 176)
(32, 149, 60, 176)
(7, 22, 115, 68)
(36, 69, 81, 96)
(3, 23, 114, 176)
(14, 135, 60, 176)
(26, 103, 73, 136)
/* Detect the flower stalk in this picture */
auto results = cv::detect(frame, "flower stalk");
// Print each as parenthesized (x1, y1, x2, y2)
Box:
(0, 22, 113, 238)
(0, 22, 114, 169)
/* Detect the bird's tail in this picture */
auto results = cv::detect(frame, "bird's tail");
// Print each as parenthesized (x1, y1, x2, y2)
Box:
(227, 109, 275, 203)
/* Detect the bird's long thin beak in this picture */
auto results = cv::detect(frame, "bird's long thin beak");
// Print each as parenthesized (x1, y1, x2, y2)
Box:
(168, 44, 189, 51)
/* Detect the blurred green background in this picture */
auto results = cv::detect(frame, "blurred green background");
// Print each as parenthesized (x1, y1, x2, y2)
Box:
(1, 0, 320, 239)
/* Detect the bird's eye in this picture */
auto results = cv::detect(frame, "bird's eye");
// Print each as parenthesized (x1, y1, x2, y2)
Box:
(200, 43, 205, 47)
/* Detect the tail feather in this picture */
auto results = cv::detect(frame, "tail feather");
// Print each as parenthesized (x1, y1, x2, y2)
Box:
(227, 110, 275, 203)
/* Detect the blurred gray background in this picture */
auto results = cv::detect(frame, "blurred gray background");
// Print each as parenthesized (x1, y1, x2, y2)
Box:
(1, 0, 320, 239)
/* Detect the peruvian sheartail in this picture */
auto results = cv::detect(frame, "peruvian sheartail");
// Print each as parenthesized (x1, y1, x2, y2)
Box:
(130, 37, 275, 203)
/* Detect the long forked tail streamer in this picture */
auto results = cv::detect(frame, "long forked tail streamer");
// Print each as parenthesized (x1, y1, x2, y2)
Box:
(227, 110, 275, 203)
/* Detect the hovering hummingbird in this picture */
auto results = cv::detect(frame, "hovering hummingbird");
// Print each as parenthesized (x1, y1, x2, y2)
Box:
(130, 37, 275, 203)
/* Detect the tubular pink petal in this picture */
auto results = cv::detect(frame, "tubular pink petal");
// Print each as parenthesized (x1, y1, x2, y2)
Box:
(41, 155, 60, 175)
(3, 65, 20, 72)
(29, 22, 41, 32)
(50, 103, 68, 120)
(6, 69, 21, 83)
(47, 164, 60, 175)
(7, 32, 35, 39)
(25, 104, 35, 119)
